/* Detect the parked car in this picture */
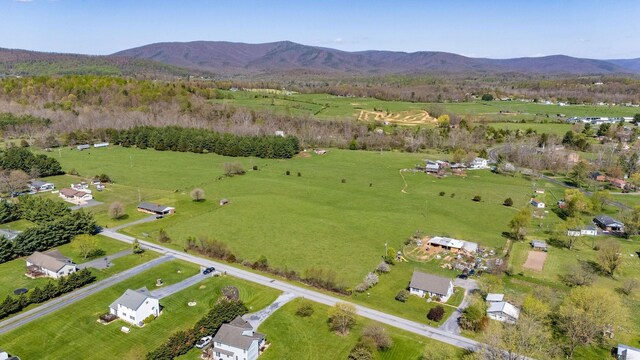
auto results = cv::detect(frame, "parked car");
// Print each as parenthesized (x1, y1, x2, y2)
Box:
(155, 215, 164, 219)
(203, 267, 216, 275)
(195, 335, 212, 349)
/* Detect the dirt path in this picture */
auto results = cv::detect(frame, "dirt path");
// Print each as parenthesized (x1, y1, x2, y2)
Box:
(399, 170, 409, 193)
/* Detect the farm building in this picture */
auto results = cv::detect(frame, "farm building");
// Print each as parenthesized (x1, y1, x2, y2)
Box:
(76, 144, 90, 150)
(530, 199, 545, 208)
(617, 344, 640, 360)
(25, 250, 77, 279)
(531, 240, 548, 252)
(137, 202, 175, 216)
(486, 293, 504, 302)
(28, 180, 55, 192)
(594, 215, 624, 233)
(59, 188, 93, 205)
(408, 271, 454, 302)
(427, 236, 477, 253)
(109, 287, 159, 326)
(487, 301, 520, 324)
(567, 226, 598, 237)
(468, 157, 488, 169)
(93, 142, 109, 148)
(204, 316, 266, 360)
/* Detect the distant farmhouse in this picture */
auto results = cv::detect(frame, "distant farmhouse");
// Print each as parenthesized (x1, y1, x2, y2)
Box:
(28, 180, 55, 192)
(531, 240, 548, 252)
(487, 299, 520, 324)
(93, 142, 109, 148)
(427, 236, 478, 253)
(59, 188, 93, 205)
(408, 271, 454, 302)
(137, 202, 175, 216)
(593, 214, 624, 233)
(109, 287, 159, 326)
(204, 316, 266, 360)
(76, 144, 90, 151)
(530, 199, 545, 209)
(26, 250, 77, 279)
(567, 225, 598, 237)
(468, 157, 488, 169)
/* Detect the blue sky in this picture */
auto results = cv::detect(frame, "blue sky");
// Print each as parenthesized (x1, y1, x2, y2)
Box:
(1, 0, 639, 59)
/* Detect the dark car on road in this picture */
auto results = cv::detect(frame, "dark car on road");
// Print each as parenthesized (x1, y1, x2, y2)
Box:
(203, 267, 215, 275)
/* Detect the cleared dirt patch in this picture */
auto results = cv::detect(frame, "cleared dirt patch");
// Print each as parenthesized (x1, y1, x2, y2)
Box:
(523, 250, 547, 271)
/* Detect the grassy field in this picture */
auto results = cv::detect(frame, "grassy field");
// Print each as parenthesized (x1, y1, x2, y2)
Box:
(210, 90, 639, 123)
(42, 146, 569, 287)
(255, 298, 465, 360)
(0, 259, 280, 360)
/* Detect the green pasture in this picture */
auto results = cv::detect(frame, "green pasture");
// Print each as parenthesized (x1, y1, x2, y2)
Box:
(256, 298, 465, 360)
(0, 260, 280, 360)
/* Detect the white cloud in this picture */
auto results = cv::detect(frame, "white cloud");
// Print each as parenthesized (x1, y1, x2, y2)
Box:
(333, 37, 343, 43)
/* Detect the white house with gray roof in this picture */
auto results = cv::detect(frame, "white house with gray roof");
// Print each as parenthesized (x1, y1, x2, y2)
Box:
(207, 316, 265, 360)
(109, 287, 159, 326)
(487, 301, 520, 324)
(409, 271, 454, 302)
(25, 250, 76, 279)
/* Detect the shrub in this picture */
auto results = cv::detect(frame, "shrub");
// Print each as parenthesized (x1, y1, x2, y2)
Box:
(450, 193, 455, 198)
(355, 283, 369, 292)
(286, 170, 290, 176)
(427, 305, 445, 322)
(223, 162, 245, 176)
(328, 302, 357, 335)
(221, 286, 240, 302)
(297, 172, 301, 177)
(376, 262, 390, 273)
(395, 289, 409, 302)
(252, 165, 258, 171)
(472, 195, 482, 202)
(295, 300, 314, 317)
(108, 201, 125, 219)
(341, 178, 346, 183)
(503, 197, 514, 206)
(363, 272, 379, 288)
(362, 325, 393, 350)
(143, 314, 156, 324)
(439, 191, 445, 196)
(158, 228, 171, 243)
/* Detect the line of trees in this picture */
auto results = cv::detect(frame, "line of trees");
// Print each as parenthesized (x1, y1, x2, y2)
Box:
(110, 126, 300, 159)
(146, 299, 247, 360)
(0, 147, 63, 177)
(0, 268, 95, 320)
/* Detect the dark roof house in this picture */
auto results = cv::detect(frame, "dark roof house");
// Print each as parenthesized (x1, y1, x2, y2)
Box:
(594, 214, 624, 232)
(137, 202, 175, 215)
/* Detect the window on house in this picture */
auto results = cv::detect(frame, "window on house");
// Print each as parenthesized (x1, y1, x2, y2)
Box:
(130, 315, 135, 320)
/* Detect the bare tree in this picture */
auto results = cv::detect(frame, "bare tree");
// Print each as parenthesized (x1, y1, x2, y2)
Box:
(108, 201, 126, 220)
(0, 169, 29, 195)
(328, 302, 356, 335)
(190, 188, 205, 202)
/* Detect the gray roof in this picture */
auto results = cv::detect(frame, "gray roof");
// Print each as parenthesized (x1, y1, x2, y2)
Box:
(213, 316, 264, 350)
(409, 271, 452, 296)
(488, 301, 520, 320)
(137, 202, 172, 213)
(210, 347, 235, 357)
(30, 180, 52, 188)
(26, 250, 74, 272)
(109, 287, 155, 311)
(594, 214, 624, 226)
(531, 240, 547, 248)
(486, 293, 504, 302)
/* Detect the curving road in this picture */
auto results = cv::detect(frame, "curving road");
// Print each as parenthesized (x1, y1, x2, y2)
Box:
(100, 229, 481, 351)
(0, 255, 173, 335)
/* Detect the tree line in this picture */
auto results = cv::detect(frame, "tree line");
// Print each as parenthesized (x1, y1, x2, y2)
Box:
(0, 147, 63, 177)
(0, 269, 95, 320)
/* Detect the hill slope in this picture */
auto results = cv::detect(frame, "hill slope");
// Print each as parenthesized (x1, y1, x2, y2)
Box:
(113, 40, 635, 75)
(0, 48, 206, 77)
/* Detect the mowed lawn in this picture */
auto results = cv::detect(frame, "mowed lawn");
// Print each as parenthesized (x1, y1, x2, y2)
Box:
(0, 259, 280, 360)
(257, 298, 465, 360)
(44, 146, 568, 286)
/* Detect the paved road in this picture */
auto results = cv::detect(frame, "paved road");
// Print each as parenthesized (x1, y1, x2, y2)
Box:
(0, 255, 173, 335)
(100, 229, 481, 351)
(77, 249, 133, 270)
(150, 272, 209, 299)
(109, 215, 157, 231)
(70, 199, 103, 211)
(243, 292, 297, 329)
(440, 278, 478, 335)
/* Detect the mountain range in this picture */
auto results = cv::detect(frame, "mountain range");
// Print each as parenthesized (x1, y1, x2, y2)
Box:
(1, 41, 640, 77)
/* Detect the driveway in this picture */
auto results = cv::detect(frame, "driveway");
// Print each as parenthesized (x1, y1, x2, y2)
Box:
(109, 215, 158, 231)
(69, 199, 103, 210)
(77, 249, 133, 270)
(243, 292, 297, 329)
(440, 278, 479, 335)
(149, 272, 210, 299)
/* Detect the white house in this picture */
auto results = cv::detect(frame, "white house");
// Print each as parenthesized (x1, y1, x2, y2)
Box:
(25, 250, 77, 279)
(617, 344, 640, 360)
(76, 144, 90, 150)
(409, 271, 454, 302)
(28, 181, 55, 192)
(207, 316, 265, 360)
(109, 287, 160, 327)
(530, 199, 545, 208)
(59, 188, 93, 205)
(487, 301, 520, 324)
(469, 157, 488, 169)
(567, 229, 582, 237)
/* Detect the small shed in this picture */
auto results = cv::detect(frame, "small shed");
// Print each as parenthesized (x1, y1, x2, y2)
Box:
(531, 240, 548, 252)
(530, 199, 545, 208)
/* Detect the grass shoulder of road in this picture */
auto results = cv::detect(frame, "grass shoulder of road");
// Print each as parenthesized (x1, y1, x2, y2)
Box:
(0, 259, 279, 360)
(253, 298, 465, 360)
